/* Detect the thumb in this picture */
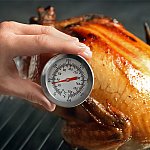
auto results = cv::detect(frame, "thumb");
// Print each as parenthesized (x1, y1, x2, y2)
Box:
(3, 77, 56, 112)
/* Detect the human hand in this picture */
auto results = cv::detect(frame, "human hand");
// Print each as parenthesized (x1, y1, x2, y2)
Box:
(0, 21, 92, 112)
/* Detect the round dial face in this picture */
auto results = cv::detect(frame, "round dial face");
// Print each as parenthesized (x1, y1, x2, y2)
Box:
(41, 54, 94, 108)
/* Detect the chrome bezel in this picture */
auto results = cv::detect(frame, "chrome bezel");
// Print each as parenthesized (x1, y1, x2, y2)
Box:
(41, 54, 94, 108)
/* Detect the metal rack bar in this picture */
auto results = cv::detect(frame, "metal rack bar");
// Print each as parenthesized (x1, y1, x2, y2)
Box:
(18, 114, 47, 150)
(0, 106, 21, 131)
(1, 109, 34, 150)
(37, 118, 61, 150)
(56, 140, 64, 150)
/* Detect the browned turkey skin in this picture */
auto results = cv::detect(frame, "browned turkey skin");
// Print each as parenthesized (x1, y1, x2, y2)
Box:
(23, 6, 150, 150)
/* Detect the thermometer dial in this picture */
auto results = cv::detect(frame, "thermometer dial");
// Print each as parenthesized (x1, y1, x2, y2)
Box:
(41, 54, 94, 108)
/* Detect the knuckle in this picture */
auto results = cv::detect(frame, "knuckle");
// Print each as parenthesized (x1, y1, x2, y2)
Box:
(41, 26, 53, 34)
(0, 31, 4, 40)
(0, 21, 16, 30)
(1, 31, 13, 39)
(48, 25, 54, 32)
(26, 92, 35, 102)
(0, 21, 9, 29)
(0, 29, 14, 51)
(35, 34, 48, 46)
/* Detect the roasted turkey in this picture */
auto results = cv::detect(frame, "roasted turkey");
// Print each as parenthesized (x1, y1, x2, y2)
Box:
(21, 6, 150, 150)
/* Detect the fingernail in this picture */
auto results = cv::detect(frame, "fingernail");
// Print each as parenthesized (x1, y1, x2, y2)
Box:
(50, 103, 56, 111)
(70, 37, 79, 42)
(81, 49, 92, 58)
(77, 43, 92, 58)
(47, 102, 56, 112)
(77, 43, 88, 49)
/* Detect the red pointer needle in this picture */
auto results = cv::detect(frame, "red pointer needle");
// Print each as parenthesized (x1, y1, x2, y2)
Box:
(52, 77, 78, 84)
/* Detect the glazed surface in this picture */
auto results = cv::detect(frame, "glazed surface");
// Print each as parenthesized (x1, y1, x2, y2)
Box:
(25, 10, 150, 149)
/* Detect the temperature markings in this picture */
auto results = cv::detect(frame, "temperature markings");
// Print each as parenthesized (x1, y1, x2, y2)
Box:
(65, 58, 71, 64)
(73, 87, 79, 91)
(79, 64, 84, 69)
(53, 92, 57, 96)
(80, 78, 88, 83)
(80, 93, 84, 97)
(67, 93, 72, 102)
(68, 67, 73, 71)
(52, 73, 57, 77)
(41, 54, 94, 107)
(73, 70, 78, 74)
(67, 98, 72, 102)
(57, 72, 62, 75)
(62, 90, 67, 98)
(57, 84, 61, 87)
(48, 78, 53, 82)
(52, 84, 62, 96)
(53, 64, 58, 68)
(47, 55, 92, 104)
(76, 82, 83, 86)
(63, 68, 66, 72)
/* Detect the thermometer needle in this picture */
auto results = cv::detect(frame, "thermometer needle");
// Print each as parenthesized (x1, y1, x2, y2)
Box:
(52, 77, 78, 84)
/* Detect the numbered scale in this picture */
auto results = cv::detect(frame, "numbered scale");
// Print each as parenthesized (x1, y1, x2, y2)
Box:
(41, 54, 94, 108)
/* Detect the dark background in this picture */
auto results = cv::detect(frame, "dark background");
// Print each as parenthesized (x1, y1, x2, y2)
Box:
(0, 1, 149, 150)
(0, 0, 150, 40)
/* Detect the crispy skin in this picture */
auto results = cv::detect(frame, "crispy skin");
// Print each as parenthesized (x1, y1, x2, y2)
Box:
(55, 14, 150, 142)
(25, 14, 150, 149)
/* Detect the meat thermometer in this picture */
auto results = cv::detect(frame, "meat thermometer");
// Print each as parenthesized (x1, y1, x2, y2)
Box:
(41, 54, 94, 108)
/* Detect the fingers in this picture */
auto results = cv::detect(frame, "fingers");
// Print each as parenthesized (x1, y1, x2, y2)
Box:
(21, 79, 56, 112)
(2, 21, 77, 41)
(1, 77, 56, 112)
(11, 34, 92, 59)
(1, 21, 92, 59)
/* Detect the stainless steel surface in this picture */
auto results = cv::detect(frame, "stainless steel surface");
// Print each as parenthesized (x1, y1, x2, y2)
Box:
(41, 54, 94, 108)
(0, 0, 149, 150)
